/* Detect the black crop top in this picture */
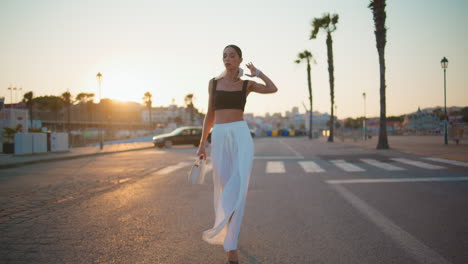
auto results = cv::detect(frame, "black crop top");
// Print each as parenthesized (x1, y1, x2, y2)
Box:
(212, 78, 248, 111)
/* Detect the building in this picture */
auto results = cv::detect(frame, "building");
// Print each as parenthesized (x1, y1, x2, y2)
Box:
(403, 107, 441, 134)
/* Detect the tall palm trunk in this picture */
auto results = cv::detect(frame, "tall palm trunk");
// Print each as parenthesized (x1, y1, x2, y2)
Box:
(370, 0, 389, 149)
(326, 32, 335, 142)
(307, 59, 313, 139)
(377, 45, 389, 148)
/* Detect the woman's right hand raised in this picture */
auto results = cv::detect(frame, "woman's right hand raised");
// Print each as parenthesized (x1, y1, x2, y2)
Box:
(196, 144, 207, 160)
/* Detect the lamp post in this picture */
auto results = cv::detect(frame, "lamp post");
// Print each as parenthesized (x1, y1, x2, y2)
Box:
(362, 92, 367, 140)
(7, 86, 14, 127)
(96, 72, 103, 150)
(7, 86, 13, 107)
(440, 57, 448, 145)
(335, 104, 337, 138)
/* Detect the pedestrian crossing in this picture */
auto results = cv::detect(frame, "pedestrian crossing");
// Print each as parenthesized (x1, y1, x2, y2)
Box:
(195, 157, 466, 176)
(390, 158, 445, 170)
(298, 161, 325, 173)
(422, 157, 468, 167)
(266, 161, 286, 173)
(360, 159, 405, 171)
(330, 159, 366, 172)
(259, 157, 462, 174)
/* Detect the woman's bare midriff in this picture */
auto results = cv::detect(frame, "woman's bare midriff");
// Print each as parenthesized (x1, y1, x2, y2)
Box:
(214, 109, 244, 124)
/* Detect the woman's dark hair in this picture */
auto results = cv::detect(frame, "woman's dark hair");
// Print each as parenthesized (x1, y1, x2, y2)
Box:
(224, 44, 242, 58)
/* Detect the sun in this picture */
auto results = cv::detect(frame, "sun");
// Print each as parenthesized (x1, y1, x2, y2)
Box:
(96, 63, 160, 104)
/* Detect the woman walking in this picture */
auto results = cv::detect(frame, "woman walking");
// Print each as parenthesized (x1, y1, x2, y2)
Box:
(196, 44, 278, 264)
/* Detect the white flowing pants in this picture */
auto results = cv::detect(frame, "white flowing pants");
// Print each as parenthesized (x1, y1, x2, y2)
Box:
(202, 120, 254, 252)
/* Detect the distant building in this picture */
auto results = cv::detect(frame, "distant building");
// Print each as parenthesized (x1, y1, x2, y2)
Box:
(403, 107, 440, 134)
(141, 104, 203, 127)
(305, 111, 332, 131)
(0, 108, 29, 132)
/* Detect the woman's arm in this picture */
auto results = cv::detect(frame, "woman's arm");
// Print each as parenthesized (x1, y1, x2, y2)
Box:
(245, 63, 278, 94)
(248, 71, 278, 94)
(199, 79, 215, 145)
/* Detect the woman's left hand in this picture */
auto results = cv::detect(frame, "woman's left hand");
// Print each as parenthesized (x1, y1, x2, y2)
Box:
(245, 62, 259, 77)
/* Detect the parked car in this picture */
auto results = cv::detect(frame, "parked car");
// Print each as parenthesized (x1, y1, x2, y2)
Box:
(153, 126, 202, 148)
(207, 128, 255, 143)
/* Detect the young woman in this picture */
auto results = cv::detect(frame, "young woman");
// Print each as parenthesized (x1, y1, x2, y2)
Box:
(196, 45, 278, 264)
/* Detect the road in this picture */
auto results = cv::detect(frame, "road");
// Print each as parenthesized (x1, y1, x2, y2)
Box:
(1, 137, 467, 263)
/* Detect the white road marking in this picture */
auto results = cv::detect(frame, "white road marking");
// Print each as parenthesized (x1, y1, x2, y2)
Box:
(329, 184, 453, 264)
(278, 139, 304, 159)
(156, 161, 193, 175)
(255, 156, 302, 160)
(360, 159, 405, 171)
(298, 161, 325, 173)
(391, 158, 445, 169)
(327, 177, 468, 184)
(266, 161, 286, 173)
(330, 160, 366, 172)
(423, 157, 468, 167)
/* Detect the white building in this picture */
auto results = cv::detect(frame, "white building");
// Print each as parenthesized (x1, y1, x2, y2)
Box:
(0, 108, 29, 132)
(141, 104, 202, 127)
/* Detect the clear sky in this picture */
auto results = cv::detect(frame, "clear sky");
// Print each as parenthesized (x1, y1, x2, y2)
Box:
(1, 0, 467, 118)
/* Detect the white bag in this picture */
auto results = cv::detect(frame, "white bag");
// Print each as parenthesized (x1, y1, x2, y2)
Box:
(188, 156, 207, 184)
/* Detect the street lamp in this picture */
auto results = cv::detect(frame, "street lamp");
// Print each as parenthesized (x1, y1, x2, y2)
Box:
(16, 87, 22, 106)
(362, 92, 367, 140)
(96, 72, 103, 150)
(440, 57, 448, 145)
(7, 86, 14, 126)
(335, 104, 337, 137)
(7, 85, 13, 107)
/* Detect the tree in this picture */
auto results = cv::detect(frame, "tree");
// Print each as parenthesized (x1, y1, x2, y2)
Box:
(295, 50, 316, 139)
(310, 13, 339, 142)
(369, 0, 390, 149)
(142, 91, 153, 128)
(461, 107, 468, 122)
(33, 96, 64, 123)
(22, 91, 34, 131)
(184, 93, 195, 124)
(75, 93, 95, 122)
(61, 91, 72, 132)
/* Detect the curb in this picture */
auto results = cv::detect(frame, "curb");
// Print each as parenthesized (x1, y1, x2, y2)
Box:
(0, 146, 155, 169)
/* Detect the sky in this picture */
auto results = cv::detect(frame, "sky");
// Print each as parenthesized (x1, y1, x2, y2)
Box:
(1, 0, 467, 119)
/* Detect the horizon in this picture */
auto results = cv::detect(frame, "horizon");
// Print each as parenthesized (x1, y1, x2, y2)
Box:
(3, 95, 465, 120)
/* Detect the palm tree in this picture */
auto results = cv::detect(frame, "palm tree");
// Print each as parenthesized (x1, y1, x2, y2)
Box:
(22, 91, 34, 131)
(61, 91, 72, 132)
(143, 91, 153, 129)
(369, 0, 389, 149)
(295, 50, 316, 139)
(184, 94, 195, 124)
(310, 13, 339, 142)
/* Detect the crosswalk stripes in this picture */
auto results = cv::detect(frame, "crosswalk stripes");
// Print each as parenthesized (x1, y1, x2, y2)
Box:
(391, 158, 445, 169)
(422, 157, 468, 167)
(185, 157, 463, 176)
(330, 159, 366, 172)
(360, 159, 406, 171)
(266, 161, 286, 173)
(298, 161, 325, 173)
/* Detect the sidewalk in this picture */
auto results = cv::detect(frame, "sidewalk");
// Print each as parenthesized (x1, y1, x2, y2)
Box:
(0, 141, 154, 169)
(333, 135, 468, 162)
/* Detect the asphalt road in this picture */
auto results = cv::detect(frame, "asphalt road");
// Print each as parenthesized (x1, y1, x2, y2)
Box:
(1, 137, 467, 264)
